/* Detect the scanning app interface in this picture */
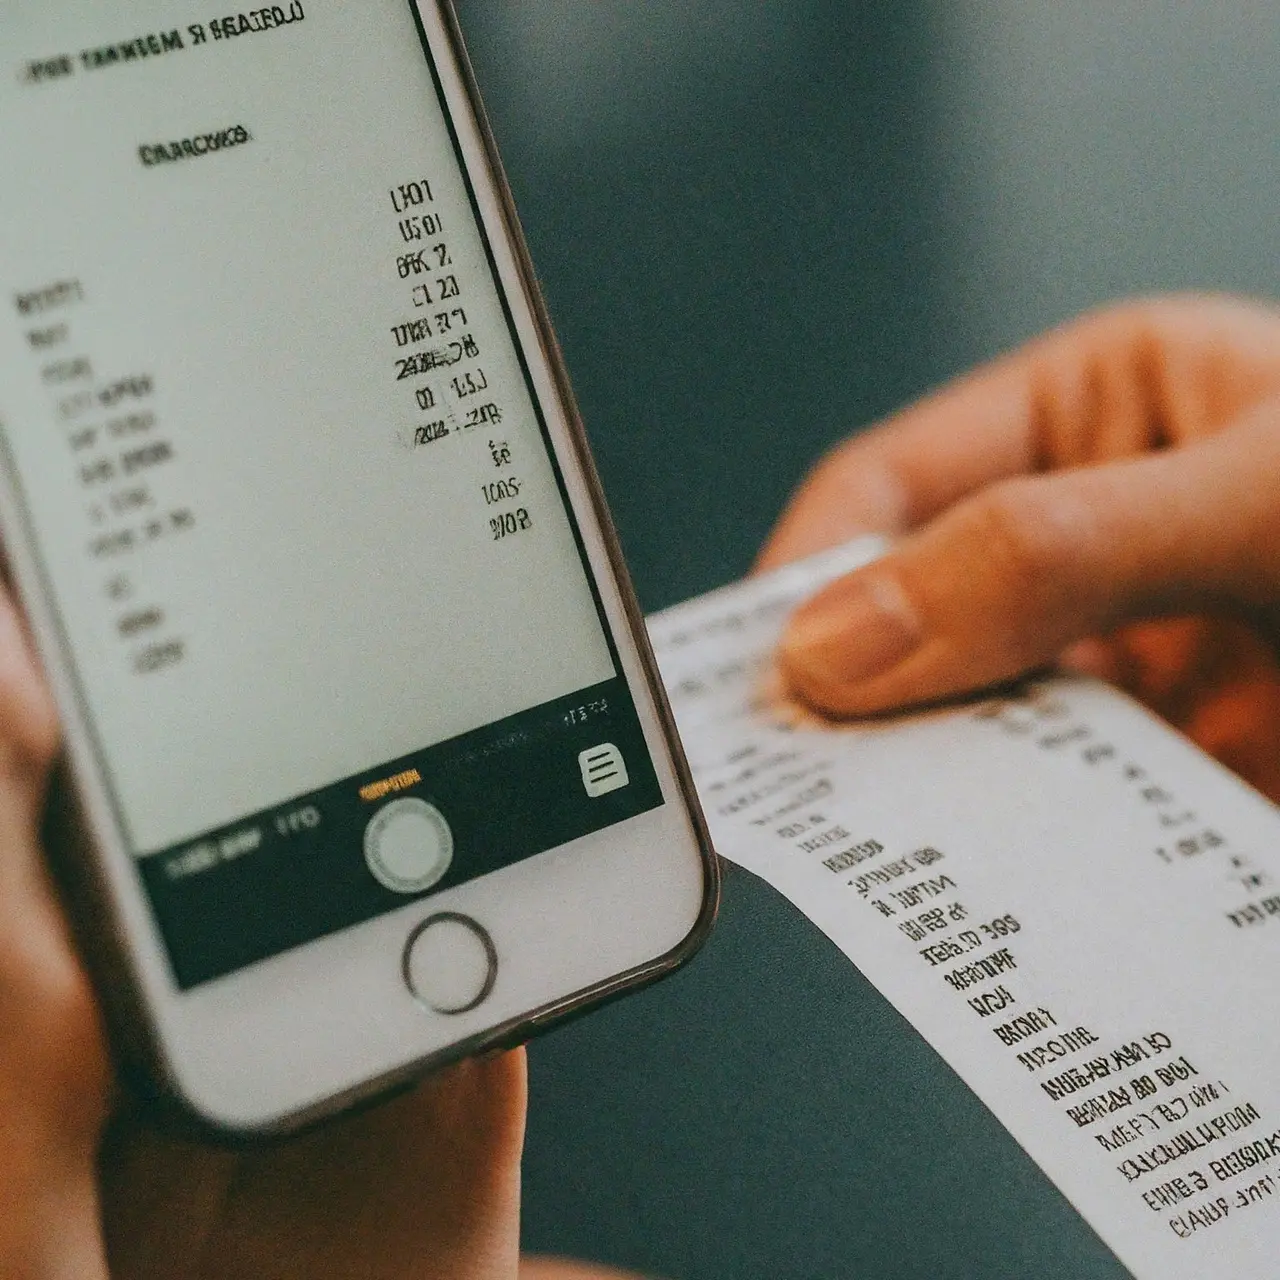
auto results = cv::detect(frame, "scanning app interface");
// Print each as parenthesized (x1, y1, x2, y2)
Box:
(0, 3, 661, 987)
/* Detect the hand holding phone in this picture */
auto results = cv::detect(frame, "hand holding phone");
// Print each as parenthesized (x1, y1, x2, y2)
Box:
(0, 580, 524, 1279)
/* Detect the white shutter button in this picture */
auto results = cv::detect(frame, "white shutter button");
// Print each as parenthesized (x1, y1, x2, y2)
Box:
(364, 798, 453, 894)
(402, 913, 498, 1015)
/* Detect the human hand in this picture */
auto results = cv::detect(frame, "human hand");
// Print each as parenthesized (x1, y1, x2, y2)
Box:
(0, 581, 527, 1280)
(760, 295, 1280, 802)
(99, 1053, 526, 1280)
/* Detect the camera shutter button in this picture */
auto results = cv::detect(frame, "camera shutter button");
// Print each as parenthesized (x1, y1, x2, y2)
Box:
(364, 798, 453, 894)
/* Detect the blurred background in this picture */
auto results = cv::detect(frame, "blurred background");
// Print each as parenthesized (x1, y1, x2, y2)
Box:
(456, 0, 1280, 614)
(450, 3, 1280, 1276)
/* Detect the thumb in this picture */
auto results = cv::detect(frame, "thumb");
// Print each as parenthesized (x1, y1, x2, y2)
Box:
(777, 410, 1280, 716)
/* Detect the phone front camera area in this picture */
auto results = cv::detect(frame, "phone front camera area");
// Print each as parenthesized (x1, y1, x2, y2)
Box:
(0, 4, 663, 987)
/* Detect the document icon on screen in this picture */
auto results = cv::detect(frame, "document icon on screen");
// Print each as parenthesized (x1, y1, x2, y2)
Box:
(579, 744, 629, 797)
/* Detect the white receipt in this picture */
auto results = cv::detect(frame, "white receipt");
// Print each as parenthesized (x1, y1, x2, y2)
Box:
(649, 539, 1280, 1278)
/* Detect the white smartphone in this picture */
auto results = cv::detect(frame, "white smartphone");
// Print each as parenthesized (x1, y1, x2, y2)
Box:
(0, 1, 718, 1136)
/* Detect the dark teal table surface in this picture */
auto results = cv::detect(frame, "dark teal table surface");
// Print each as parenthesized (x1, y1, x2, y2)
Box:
(452, 4, 1280, 1274)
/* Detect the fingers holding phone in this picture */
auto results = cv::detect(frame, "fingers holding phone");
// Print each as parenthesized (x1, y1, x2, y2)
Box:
(0, 583, 111, 1276)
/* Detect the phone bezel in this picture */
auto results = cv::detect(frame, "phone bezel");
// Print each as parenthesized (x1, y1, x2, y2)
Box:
(0, 0, 718, 1137)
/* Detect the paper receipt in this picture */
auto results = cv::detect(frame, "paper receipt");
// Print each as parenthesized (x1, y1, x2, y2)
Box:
(649, 539, 1280, 1279)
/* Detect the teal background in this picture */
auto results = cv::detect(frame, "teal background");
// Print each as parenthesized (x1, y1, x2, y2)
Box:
(455, 0, 967, 613)
(451, 3, 1280, 1275)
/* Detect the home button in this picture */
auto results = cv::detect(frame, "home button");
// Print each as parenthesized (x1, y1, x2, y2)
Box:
(402, 913, 498, 1015)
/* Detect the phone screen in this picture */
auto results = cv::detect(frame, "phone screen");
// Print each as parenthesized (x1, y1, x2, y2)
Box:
(0, 3, 663, 988)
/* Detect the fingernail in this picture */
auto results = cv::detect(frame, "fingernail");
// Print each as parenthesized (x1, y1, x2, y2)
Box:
(782, 574, 923, 688)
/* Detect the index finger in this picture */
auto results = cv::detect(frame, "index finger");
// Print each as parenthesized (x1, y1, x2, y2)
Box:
(757, 294, 1280, 569)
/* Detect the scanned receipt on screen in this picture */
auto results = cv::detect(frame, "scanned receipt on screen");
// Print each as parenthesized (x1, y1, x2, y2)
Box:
(650, 539, 1280, 1280)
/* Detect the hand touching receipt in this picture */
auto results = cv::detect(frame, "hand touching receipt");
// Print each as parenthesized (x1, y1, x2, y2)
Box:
(763, 296, 1280, 804)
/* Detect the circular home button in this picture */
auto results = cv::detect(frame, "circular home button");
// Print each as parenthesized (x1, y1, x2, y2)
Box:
(402, 913, 498, 1015)
(364, 798, 453, 895)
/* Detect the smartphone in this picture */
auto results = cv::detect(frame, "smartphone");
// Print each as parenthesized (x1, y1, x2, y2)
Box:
(0, 1, 718, 1136)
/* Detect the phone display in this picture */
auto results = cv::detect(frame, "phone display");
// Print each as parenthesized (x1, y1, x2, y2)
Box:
(0, 4, 669, 992)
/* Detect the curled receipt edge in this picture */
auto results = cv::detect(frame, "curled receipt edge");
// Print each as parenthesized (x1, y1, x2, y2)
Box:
(649, 537, 1280, 1279)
